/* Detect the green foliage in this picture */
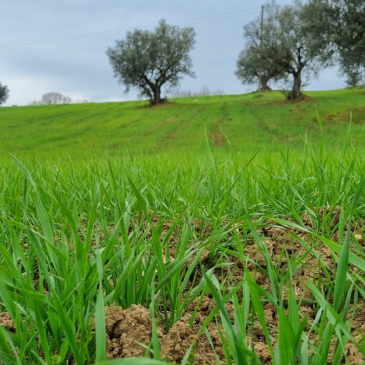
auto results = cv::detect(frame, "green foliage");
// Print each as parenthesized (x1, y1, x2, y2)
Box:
(106, 19, 196, 105)
(304, 0, 365, 83)
(243, 0, 331, 100)
(235, 46, 285, 91)
(342, 64, 364, 87)
(0, 82, 9, 105)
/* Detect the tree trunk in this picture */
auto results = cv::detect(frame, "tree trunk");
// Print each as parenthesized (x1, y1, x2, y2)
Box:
(152, 86, 163, 105)
(290, 72, 302, 100)
(260, 78, 269, 92)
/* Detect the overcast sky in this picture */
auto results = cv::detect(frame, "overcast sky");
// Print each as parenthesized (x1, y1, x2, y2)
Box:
(0, 0, 345, 106)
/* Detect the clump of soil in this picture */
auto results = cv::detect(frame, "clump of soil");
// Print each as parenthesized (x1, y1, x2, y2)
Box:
(160, 313, 224, 365)
(105, 304, 225, 364)
(106, 305, 152, 359)
(0, 312, 15, 332)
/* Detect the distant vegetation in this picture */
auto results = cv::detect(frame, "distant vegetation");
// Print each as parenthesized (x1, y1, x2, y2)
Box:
(29, 92, 89, 105)
(29, 92, 72, 105)
(0, 81, 9, 105)
(171, 85, 225, 98)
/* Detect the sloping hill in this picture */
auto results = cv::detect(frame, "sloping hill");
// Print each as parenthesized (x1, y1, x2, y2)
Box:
(0, 88, 364, 158)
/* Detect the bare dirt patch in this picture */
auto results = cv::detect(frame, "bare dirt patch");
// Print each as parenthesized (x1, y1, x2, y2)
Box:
(166, 132, 176, 141)
(145, 101, 176, 109)
(209, 132, 226, 147)
(267, 94, 315, 106)
(325, 107, 365, 124)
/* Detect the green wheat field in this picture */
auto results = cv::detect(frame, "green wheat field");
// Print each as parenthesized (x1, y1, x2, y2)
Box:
(0, 88, 365, 364)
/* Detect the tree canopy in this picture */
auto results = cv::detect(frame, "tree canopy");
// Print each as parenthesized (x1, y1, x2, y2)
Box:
(236, 48, 285, 92)
(106, 19, 196, 105)
(303, 0, 365, 85)
(239, 1, 331, 100)
(30, 92, 72, 105)
(0, 82, 9, 105)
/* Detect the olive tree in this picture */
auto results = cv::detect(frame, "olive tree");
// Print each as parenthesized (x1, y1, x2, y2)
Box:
(342, 64, 364, 87)
(244, 1, 330, 100)
(106, 19, 196, 105)
(236, 3, 288, 92)
(235, 46, 285, 92)
(0, 82, 9, 105)
(303, 0, 365, 85)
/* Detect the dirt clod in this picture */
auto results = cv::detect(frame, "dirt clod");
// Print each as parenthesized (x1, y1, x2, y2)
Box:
(0, 312, 14, 332)
(106, 305, 152, 359)
(355, 234, 363, 243)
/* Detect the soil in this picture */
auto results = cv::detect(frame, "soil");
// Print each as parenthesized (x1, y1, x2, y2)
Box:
(106, 305, 152, 358)
(283, 94, 315, 105)
(0, 312, 15, 332)
(166, 132, 176, 141)
(146, 100, 175, 109)
(105, 304, 225, 364)
(325, 107, 365, 124)
(265, 94, 315, 106)
(209, 132, 226, 147)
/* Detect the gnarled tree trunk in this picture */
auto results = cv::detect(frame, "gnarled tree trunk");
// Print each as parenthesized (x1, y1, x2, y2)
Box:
(260, 78, 269, 92)
(152, 85, 164, 105)
(290, 72, 302, 100)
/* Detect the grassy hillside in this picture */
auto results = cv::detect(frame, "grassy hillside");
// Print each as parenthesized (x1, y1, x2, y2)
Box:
(0, 88, 364, 159)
